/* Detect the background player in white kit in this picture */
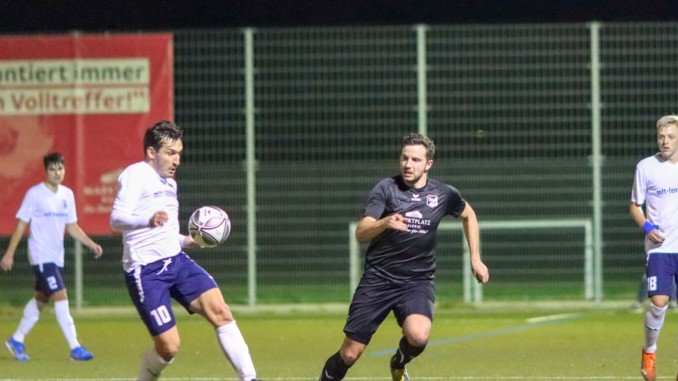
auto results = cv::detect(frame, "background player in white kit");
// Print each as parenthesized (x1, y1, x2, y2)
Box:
(1, 152, 103, 362)
(632, 115, 678, 381)
(110, 120, 260, 381)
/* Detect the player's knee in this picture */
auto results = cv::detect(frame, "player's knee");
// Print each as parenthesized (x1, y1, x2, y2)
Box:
(649, 302, 668, 318)
(156, 346, 179, 361)
(340, 352, 360, 365)
(155, 338, 181, 360)
(407, 333, 428, 348)
(404, 328, 429, 348)
(646, 302, 668, 330)
(206, 302, 234, 327)
(340, 346, 364, 365)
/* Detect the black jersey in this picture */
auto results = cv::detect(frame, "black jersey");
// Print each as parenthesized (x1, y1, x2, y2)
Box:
(361, 175, 466, 282)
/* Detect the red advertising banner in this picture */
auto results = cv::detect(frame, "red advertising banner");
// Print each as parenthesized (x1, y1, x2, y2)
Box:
(0, 33, 173, 235)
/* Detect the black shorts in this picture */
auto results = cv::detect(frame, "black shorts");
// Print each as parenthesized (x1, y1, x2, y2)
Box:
(343, 273, 435, 345)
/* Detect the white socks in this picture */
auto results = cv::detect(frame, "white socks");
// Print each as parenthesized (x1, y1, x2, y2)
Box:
(12, 298, 45, 342)
(54, 299, 80, 350)
(216, 321, 257, 381)
(14, 299, 79, 350)
(644, 302, 668, 353)
(136, 322, 256, 381)
(138, 348, 172, 381)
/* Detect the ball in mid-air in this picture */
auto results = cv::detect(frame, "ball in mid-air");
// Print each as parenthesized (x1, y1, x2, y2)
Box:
(188, 206, 231, 248)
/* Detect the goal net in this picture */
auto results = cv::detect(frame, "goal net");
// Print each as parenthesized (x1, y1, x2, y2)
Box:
(349, 218, 596, 303)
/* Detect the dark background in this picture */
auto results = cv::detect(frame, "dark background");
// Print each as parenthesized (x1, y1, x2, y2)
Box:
(2, 0, 678, 34)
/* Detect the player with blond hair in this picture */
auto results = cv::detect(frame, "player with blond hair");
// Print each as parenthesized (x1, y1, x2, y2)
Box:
(632, 115, 678, 381)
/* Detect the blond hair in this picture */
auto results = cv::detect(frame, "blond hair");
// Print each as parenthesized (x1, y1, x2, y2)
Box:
(656, 115, 678, 131)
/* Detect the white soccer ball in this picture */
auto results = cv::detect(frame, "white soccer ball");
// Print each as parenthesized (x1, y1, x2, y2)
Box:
(188, 206, 231, 248)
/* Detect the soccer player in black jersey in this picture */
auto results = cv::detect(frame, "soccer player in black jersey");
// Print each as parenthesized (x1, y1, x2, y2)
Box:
(318, 133, 490, 381)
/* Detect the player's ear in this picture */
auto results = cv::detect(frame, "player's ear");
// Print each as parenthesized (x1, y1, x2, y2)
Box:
(425, 160, 433, 171)
(146, 146, 156, 159)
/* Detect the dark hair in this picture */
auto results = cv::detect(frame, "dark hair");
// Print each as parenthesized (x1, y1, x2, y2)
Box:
(402, 133, 435, 160)
(43, 152, 65, 169)
(144, 120, 183, 154)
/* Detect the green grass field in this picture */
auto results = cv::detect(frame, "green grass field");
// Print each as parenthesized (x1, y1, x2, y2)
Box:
(0, 302, 669, 380)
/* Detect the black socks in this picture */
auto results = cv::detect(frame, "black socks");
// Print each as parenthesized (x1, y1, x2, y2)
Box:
(391, 336, 426, 369)
(320, 351, 351, 381)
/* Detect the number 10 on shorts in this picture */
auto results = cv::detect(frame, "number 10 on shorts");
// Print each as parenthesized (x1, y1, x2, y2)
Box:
(150, 305, 172, 326)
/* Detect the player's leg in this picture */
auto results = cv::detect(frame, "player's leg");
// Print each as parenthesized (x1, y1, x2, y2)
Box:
(172, 253, 258, 381)
(5, 290, 46, 361)
(319, 337, 367, 381)
(5, 264, 55, 361)
(390, 281, 435, 381)
(189, 288, 258, 381)
(125, 261, 180, 381)
(138, 327, 180, 381)
(39, 264, 93, 360)
(320, 274, 395, 381)
(51, 288, 93, 360)
(641, 253, 675, 381)
(398, 314, 432, 358)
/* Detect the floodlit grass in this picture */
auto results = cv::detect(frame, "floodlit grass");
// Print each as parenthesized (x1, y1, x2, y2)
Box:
(0, 303, 669, 380)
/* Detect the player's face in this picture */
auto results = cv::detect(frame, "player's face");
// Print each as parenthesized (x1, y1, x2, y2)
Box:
(400, 144, 432, 188)
(44, 162, 65, 187)
(148, 138, 183, 178)
(657, 125, 678, 161)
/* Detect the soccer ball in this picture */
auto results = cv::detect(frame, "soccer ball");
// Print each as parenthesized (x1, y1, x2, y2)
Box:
(188, 206, 231, 248)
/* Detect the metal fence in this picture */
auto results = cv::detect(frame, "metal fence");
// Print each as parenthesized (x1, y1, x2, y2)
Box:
(2, 22, 675, 307)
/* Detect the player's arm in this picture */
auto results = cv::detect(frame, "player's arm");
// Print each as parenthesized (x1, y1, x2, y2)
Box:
(459, 202, 489, 284)
(355, 214, 408, 243)
(630, 202, 663, 243)
(110, 170, 165, 231)
(65, 223, 103, 258)
(1, 219, 28, 271)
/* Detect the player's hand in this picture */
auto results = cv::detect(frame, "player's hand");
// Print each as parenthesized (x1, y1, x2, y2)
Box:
(647, 229, 665, 244)
(385, 214, 409, 232)
(89, 243, 103, 259)
(183, 234, 205, 249)
(0, 254, 14, 272)
(471, 258, 489, 284)
(150, 211, 169, 228)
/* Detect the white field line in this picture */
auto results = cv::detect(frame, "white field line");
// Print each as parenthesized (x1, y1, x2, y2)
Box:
(0, 377, 655, 380)
(525, 312, 583, 324)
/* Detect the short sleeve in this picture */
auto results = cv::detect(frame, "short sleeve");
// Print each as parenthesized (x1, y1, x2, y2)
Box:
(631, 164, 646, 205)
(445, 185, 466, 218)
(15, 188, 35, 223)
(361, 180, 388, 219)
(66, 188, 78, 224)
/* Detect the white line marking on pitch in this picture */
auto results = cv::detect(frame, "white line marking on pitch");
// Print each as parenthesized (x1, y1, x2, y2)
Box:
(525, 312, 582, 324)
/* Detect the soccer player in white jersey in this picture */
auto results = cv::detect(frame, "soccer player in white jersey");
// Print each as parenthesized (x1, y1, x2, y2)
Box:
(110, 120, 260, 381)
(632, 115, 678, 381)
(1, 152, 103, 361)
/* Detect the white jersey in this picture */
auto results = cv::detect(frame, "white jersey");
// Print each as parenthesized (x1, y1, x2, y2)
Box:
(632, 153, 678, 254)
(110, 161, 181, 272)
(16, 183, 77, 267)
